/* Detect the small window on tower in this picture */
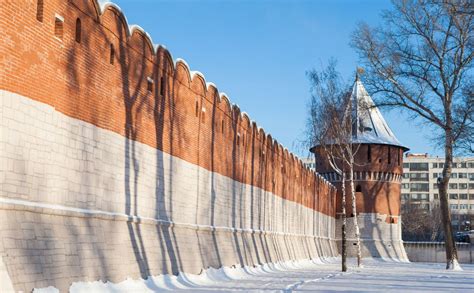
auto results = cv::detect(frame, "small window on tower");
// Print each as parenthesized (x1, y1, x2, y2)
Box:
(36, 0, 44, 22)
(54, 15, 64, 40)
(75, 18, 81, 43)
(109, 44, 115, 64)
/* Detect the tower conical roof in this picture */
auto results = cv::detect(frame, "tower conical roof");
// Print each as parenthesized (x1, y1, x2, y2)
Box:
(351, 77, 408, 150)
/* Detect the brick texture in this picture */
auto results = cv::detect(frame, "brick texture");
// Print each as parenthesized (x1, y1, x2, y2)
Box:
(0, 1, 339, 291)
(0, 0, 336, 216)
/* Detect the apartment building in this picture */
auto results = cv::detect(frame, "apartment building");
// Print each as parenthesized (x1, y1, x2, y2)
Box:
(401, 153, 474, 231)
(301, 157, 316, 171)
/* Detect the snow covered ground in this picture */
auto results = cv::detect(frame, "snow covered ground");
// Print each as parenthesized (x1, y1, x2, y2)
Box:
(35, 258, 474, 292)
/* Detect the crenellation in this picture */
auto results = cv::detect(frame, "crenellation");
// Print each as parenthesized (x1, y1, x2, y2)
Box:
(0, 1, 340, 291)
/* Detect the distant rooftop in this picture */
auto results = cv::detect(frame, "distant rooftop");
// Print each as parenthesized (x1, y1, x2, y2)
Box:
(405, 153, 429, 158)
(404, 153, 474, 161)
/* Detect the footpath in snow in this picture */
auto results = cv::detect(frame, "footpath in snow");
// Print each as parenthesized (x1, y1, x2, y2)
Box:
(35, 257, 474, 292)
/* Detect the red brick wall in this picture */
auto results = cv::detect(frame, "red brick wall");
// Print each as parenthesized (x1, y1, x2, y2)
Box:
(0, 0, 336, 216)
(313, 144, 404, 217)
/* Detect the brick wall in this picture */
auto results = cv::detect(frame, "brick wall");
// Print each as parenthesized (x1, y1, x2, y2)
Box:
(0, 0, 335, 217)
(0, 1, 338, 291)
(314, 144, 404, 216)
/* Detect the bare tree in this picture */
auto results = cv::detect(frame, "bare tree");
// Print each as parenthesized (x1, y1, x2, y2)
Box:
(429, 203, 445, 241)
(307, 61, 362, 269)
(456, 84, 474, 153)
(401, 202, 443, 241)
(352, 0, 473, 270)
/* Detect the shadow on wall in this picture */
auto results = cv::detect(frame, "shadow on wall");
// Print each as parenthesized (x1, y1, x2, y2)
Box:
(64, 0, 155, 280)
(0, 0, 338, 291)
(344, 181, 403, 259)
(64, 1, 113, 284)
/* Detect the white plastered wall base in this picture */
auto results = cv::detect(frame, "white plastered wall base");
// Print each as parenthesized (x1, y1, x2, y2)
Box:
(336, 213, 408, 261)
(0, 89, 338, 291)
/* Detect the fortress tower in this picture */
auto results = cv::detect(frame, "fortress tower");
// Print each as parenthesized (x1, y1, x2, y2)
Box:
(311, 76, 409, 260)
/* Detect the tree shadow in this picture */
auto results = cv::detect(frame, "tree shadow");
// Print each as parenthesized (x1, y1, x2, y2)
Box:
(0, 2, 345, 291)
(116, 22, 152, 278)
(209, 90, 223, 268)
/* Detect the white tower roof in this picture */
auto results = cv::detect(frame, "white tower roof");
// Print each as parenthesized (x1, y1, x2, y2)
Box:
(351, 77, 408, 150)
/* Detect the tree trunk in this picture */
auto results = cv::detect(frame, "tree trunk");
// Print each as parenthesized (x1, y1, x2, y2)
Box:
(349, 162, 362, 267)
(439, 126, 460, 269)
(341, 171, 347, 272)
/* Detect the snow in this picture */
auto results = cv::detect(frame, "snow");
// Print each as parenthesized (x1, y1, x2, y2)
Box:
(97, 1, 129, 34)
(93, 0, 325, 184)
(129, 24, 153, 42)
(175, 59, 208, 83)
(450, 259, 464, 271)
(219, 92, 230, 101)
(0, 196, 125, 218)
(206, 82, 217, 90)
(54, 13, 64, 22)
(32, 286, 59, 293)
(153, 43, 167, 52)
(97, 1, 163, 58)
(33, 258, 474, 292)
(175, 58, 190, 70)
(240, 111, 250, 121)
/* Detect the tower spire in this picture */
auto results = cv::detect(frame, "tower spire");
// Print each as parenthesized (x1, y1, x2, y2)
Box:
(350, 76, 408, 150)
(355, 67, 364, 81)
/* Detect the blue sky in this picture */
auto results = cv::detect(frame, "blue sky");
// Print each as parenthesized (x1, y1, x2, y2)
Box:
(112, 0, 441, 158)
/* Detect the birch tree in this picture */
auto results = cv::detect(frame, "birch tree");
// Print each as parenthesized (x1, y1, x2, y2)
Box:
(352, 0, 473, 269)
(307, 61, 362, 269)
